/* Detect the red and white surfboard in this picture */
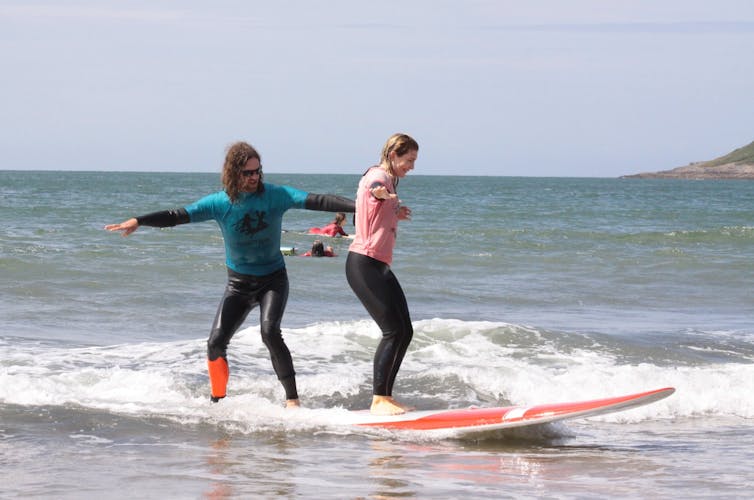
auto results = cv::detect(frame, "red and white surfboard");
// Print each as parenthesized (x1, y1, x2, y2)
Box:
(345, 387, 675, 436)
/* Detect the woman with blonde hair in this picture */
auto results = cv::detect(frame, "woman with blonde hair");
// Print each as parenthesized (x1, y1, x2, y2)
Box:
(346, 133, 418, 415)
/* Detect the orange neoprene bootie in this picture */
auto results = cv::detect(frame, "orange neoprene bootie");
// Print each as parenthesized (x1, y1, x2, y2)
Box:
(207, 357, 229, 401)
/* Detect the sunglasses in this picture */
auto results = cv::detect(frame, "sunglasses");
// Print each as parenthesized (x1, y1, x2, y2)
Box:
(241, 167, 262, 177)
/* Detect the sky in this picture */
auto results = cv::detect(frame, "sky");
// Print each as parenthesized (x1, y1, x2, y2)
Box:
(1, 1, 753, 177)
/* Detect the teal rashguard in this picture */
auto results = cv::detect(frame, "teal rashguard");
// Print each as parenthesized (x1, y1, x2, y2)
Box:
(185, 184, 307, 275)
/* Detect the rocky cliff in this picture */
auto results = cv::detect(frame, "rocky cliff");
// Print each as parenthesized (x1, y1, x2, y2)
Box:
(622, 140, 754, 179)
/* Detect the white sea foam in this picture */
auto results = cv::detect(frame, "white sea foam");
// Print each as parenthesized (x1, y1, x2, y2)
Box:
(2, 318, 753, 433)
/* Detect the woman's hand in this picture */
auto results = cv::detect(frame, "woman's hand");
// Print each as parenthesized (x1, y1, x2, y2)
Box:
(370, 185, 397, 200)
(104, 218, 139, 236)
(397, 205, 412, 221)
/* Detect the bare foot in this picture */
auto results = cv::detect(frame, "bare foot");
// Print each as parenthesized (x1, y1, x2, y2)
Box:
(285, 399, 301, 409)
(370, 396, 407, 415)
(395, 400, 416, 412)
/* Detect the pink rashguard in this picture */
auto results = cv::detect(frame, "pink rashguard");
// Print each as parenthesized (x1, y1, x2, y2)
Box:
(348, 166, 400, 265)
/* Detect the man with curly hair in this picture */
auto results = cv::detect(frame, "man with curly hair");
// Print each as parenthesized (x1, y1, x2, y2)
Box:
(106, 141, 354, 407)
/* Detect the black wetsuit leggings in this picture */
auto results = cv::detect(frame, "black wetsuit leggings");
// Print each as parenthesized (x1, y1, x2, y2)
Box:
(207, 267, 298, 400)
(345, 252, 413, 396)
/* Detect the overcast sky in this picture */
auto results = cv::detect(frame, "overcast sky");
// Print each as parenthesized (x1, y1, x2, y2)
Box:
(1, 0, 753, 176)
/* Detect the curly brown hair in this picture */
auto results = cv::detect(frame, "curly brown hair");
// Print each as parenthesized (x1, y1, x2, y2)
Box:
(221, 141, 263, 203)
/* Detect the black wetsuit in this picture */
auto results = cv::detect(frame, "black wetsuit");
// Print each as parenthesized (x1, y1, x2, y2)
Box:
(345, 252, 413, 396)
(208, 267, 297, 399)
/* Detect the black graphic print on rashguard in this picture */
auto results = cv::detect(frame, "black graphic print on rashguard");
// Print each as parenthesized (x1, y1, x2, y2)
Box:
(233, 210, 268, 237)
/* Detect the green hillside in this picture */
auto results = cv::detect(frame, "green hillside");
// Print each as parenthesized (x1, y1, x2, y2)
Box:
(701, 140, 754, 167)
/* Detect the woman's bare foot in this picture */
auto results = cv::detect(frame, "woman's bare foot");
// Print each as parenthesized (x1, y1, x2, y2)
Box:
(370, 396, 408, 415)
(394, 400, 416, 412)
(285, 399, 301, 409)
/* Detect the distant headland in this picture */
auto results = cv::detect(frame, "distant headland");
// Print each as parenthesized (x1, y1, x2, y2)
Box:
(621, 140, 754, 179)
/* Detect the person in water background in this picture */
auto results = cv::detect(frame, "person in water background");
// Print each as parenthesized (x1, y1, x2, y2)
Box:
(105, 141, 355, 407)
(302, 240, 336, 257)
(345, 133, 418, 416)
(308, 212, 349, 237)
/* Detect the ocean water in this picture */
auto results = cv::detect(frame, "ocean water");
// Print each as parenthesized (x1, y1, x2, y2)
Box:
(1, 170, 753, 498)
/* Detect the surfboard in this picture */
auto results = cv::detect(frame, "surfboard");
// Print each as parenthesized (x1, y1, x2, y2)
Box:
(344, 387, 675, 437)
(280, 246, 296, 256)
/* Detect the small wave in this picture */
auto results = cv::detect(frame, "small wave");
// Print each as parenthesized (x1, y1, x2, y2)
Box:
(2, 319, 753, 429)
